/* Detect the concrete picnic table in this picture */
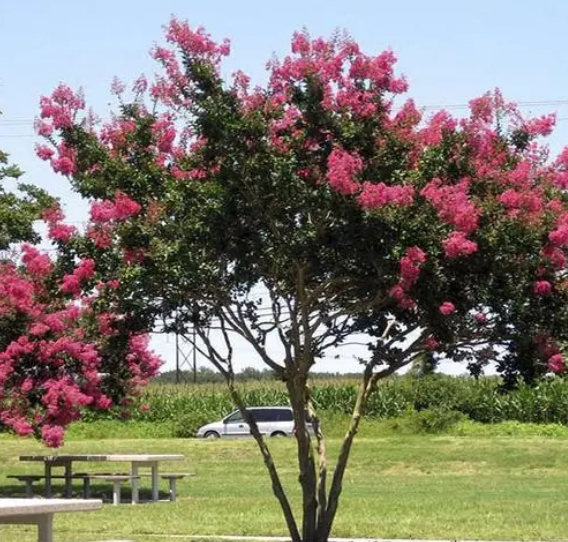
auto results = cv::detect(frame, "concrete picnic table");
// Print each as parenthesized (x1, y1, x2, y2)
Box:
(0, 497, 102, 542)
(19, 454, 184, 503)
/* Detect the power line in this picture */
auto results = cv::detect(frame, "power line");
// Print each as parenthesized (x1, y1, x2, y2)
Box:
(2, 98, 568, 131)
(7, 116, 568, 140)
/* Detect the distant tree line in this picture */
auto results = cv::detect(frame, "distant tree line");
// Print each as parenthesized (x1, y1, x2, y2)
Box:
(153, 366, 368, 384)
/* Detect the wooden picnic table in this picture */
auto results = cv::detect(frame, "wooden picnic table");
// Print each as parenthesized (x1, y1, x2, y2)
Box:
(0, 497, 102, 542)
(19, 454, 184, 503)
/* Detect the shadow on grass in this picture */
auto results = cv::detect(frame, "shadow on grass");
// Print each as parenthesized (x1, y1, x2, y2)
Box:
(0, 482, 165, 504)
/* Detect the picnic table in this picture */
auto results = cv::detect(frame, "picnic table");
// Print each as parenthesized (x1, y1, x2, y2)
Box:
(19, 454, 184, 503)
(0, 497, 101, 542)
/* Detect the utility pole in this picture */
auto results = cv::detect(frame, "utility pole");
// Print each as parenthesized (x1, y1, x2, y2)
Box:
(192, 325, 197, 383)
(175, 330, 181, 384)
(174, 318, 199, 384)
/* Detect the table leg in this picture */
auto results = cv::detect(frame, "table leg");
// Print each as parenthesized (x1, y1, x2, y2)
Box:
(112, 480, 122, 506)
(37, 513, 53, 542)
(131, 464, 139, 505)
(44, 464, 52, 499)
(151, 463, 159, 501)
(64, 462, 73, 498)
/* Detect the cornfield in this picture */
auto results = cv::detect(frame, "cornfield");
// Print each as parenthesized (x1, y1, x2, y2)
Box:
(89, 375, 568, 427)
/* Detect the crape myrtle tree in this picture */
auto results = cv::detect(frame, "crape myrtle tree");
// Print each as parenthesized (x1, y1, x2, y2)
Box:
(0, 205, 162, 448)
(0, 124, 161, 447)
(38, 19, 568, 541)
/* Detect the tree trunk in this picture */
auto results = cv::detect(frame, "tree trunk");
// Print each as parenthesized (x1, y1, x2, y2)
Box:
(226, 381, 302, 542)
(287, 374, 318, 542)
(316, 364, 374, 542)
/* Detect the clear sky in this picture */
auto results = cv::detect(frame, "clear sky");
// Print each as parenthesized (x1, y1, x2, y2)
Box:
(1, 0, 568, 374)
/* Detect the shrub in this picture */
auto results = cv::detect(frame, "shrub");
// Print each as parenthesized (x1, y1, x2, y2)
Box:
(172, 411, 214, 438)
(411, 407, 467, 433)
(385, 407, 466, 434)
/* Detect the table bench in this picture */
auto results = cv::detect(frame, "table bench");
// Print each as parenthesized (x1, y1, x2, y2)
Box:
(7, 474, 92, 498)
(160, 473, 195, 502)
(0, 498, 102, 542)
(8, 471, 195, 503)
(19, 454, 185, 503)
(85, 475, 139, 505)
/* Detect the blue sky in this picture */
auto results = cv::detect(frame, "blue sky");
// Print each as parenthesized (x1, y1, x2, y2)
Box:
(1, 0, 568, 373)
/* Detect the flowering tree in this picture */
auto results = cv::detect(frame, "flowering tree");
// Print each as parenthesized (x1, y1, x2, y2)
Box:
(37, 19, 568, 541)
(0, 143, 161, 446)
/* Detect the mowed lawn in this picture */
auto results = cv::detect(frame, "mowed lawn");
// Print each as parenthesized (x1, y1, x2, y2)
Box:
(1, 433, 568, 541)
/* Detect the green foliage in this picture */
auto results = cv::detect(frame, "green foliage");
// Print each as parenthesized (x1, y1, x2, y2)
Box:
(172, 411, 215, 438)
(0, 134, 54, 250)
(452, 419, 568, 438)
(385, 407, 466, 434)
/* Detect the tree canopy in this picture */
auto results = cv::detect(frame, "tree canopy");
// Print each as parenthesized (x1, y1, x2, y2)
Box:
(0, 116, 161, 447)
(34, 19, 568, 541)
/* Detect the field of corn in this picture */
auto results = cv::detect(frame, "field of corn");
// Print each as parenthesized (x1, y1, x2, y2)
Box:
(83, 375, 568, 435)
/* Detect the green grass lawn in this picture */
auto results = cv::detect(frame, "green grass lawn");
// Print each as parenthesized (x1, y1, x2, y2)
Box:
(2, 428, 568, 541)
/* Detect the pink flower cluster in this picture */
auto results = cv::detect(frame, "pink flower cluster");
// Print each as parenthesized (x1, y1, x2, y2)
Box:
(439, 301, 456, 316)
(21, 244, 53, 278)
(533, 280, 552, 296)
(125, 335, 162, 387)
(474, 312, 488, 324)
(442, 231, 478, 259)
(0, 235, 162, 446)
(418, 111, 458, 147)
(522, 114, 556, 138)
(425, 335, 439, 350)
(357, 182, 415, 209)
(152, 115, 177, 154)
(326, 147, 363, 195)
(43, 142, 77, 177)
(389, 246, 426, 309)
(0, 277, 105, 447)
(90, 191, 142, 223)
(0, 263, 39, 318)
(86, 224, 113, 249)
(100, 118, 137, 153)
(421, 178, 479, 234)
(499, 188, 544, 223)
(553, 147, 568, 188)
(421, 179, 480, 259)
(541, 244, 567, 270)
(548, 212, 568, 247)
(61, 258, 96, 295)
(533, 334, 565, 374)
(39, 84, 85, 130)
(268, 30, 406, 122)
(548, 354, 565, 373)
(42, 205, 77, 243)
(165, 17, 230, 63)
(36, 86, 86, 176)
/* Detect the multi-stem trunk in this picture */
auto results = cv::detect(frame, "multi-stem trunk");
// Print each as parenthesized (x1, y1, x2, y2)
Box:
(315, 363, 375, 542)
(226, 379, 302, 542)
(286, 363, 375, 542)
(287, 373, 318, 542)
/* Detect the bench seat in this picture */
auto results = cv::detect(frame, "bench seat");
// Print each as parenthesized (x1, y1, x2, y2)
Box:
(159, 472, 195, 502)
(6, 474, 91, 498)
(83, 474, 139, 505)
(6, 471, 195, 502)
